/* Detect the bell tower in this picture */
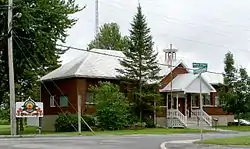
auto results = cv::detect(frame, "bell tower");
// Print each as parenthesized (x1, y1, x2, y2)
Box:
(163, 44, 178, 68)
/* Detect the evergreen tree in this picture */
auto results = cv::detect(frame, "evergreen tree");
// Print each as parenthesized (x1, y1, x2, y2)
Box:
(219, 52, 250, 124)
(117, 5, 161, 123)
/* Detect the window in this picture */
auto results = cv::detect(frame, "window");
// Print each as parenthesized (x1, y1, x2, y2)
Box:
(203, 95, 211, 105)
(50, 96, 55, 107)
(86, 92, 94, 104)
(60, 96, 68, 107)
(191, 95, 199, 107)
(215, 96, 221, 106)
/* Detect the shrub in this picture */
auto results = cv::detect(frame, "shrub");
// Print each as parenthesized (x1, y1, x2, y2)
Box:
(55, 113, 96, 132)
(145, 118, 156, 128)
(0, 108, 9, 121)
(90, 82, 132, 130)
(228, 122, 239, 126)
(0, 119, 9, 125)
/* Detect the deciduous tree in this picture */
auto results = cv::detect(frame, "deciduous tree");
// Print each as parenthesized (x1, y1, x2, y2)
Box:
(90, 82, 132, 130)
(87, 22, 129, 51)
(0, 0, 81, 105)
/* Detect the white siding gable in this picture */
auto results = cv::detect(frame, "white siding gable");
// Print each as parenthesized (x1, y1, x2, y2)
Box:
(185, 75, 214, 94)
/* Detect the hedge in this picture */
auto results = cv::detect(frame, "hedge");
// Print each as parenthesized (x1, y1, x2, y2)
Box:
(55, 113, 96, 132)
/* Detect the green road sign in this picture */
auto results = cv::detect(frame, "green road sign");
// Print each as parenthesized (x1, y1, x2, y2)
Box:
(192, 63, 208, 69)
(193, 67, 207, 74)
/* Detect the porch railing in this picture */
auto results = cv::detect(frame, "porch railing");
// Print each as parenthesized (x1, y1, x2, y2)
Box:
(167, 109, 187, 127)
(191, 109, 212, 126)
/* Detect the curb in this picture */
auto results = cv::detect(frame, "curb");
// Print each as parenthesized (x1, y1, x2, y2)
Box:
(160, 141, 168, 149)
(160, 139, 198, 149)
(0, 134, 80, 139)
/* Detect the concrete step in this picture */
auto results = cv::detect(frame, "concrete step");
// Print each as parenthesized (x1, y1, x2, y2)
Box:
(187, 117, 211, 129)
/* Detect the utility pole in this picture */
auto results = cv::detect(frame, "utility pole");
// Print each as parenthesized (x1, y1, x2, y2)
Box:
(77, 95, 81, 135)
(199, 73, 203, 141)
(169, 44, 174, 129)
(164, 44, 177, 128)
(8, 0, 17, 136)
(192, 62, 207, 141)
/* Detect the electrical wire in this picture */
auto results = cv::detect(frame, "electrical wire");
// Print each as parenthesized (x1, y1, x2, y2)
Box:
(15, 35, 224, 75)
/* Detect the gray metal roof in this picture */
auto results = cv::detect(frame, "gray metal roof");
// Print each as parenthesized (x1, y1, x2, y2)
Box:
(159, 73, 216, 93)
(41, 49, 223, 85)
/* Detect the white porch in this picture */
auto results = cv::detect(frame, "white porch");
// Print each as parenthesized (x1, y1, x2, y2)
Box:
(159, 73, 216, 128)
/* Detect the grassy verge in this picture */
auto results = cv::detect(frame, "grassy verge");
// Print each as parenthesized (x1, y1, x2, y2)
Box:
(214, 125, 250, 131)
(0, 125, 215, 136)
(198, 136, 250, 146)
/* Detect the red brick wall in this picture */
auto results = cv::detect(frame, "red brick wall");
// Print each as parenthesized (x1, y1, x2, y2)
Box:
(41, 78, 78, 115)
(160, 64, 189, 89)
(203, 106, 232, 115)
(210, 92, 216, 105)
(41, 78, 121, 115)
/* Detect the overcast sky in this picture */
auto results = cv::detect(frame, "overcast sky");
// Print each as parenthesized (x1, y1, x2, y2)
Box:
(63, 0, 250, 74)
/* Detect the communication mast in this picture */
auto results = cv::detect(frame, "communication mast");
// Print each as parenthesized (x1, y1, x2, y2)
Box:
(95, 0, 99, 36)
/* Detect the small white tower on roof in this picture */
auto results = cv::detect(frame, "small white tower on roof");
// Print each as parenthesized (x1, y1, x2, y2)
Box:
(163, 44, 178, 68)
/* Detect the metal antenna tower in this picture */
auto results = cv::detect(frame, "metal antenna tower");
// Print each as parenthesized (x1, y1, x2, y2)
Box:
(95, 0, 99, 36)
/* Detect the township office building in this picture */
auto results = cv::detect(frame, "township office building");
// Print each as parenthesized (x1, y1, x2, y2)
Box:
(40, 48, 233, 131)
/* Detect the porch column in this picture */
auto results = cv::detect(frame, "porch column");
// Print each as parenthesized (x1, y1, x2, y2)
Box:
(166, 93, 169, 109)
(190, 94, 192, 108)
(170, 93, 174, 109)
(166, 93, 168, 118)
(185, 94, 187, 116)
(176, 93, 179, 110)
(190, 94, 192, 117)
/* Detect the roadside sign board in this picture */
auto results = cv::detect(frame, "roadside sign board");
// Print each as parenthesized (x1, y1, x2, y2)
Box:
(193, 62, 208, 74)
(15, 97, 43, 118)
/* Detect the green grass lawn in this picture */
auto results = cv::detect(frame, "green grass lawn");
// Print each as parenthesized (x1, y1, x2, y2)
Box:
(214, 125, 250, 131)
(0, 125, 214, 136)
(0, 125, 38, 135)
(198, 136, 250, 146)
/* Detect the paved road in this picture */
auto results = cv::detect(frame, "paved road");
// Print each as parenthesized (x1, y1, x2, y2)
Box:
(0, 131, 249, 149)
(164, 131, 250, 149)
(165, 143, 250, 149)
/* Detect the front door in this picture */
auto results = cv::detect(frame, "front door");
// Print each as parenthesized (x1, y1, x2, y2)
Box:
(178, 98, 185, 115)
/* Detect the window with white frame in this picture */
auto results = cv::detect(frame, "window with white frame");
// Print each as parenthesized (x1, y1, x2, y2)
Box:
(50, 95, 55, 107)
(192, 95, 199, 107)
(215, 96, 220, 106)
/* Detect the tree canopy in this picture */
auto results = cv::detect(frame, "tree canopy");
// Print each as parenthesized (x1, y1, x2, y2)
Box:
(0, 0, 81, 105)
(90, 82, 132, 130)
(219, 52, 250, 121)
(87, 22, 129, 51)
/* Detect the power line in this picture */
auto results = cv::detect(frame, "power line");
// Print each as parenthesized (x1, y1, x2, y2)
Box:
(54, 43, 250, 81)
(15, 35, 224, 75)
(56, 43, 224, 75)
